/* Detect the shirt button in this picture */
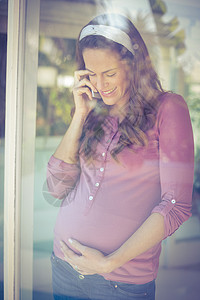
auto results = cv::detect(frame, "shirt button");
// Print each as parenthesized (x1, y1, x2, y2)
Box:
(79, 275, 85, 279)
(95, 182, 100, 187)
(171, 199, 176, 204)
(115, 284, 118, 288)
(89, 196, 93, 201)
(100, 167, 104, 172)
(102, 152, 105, 157)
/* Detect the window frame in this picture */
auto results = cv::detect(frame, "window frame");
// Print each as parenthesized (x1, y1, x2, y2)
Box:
(4, 0, 40, 299)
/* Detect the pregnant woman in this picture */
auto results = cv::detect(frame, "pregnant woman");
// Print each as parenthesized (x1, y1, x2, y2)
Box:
(47, 13, 194, 300)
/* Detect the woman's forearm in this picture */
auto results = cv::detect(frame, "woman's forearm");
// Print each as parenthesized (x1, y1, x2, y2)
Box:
(106, 213, 165, 272)
(53, 112, 86, 164)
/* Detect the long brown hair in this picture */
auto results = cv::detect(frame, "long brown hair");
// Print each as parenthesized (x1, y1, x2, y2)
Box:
(76, 14, 165, 160)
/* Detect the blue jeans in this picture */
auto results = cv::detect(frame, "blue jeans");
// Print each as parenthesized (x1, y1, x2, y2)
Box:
(51, 253, 155, 300)
(51, 252, 155, 300)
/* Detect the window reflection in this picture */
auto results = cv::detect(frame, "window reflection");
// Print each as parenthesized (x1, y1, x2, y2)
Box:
(33, 0, 200, 299)
(37, 37, 76, 136)
(34, 37, 77, 299)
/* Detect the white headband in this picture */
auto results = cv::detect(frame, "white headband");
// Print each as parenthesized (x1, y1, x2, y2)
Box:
(79, 25, 135, 56)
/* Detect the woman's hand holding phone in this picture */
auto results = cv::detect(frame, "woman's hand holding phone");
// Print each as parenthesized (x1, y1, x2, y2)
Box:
(53, 69, 98, 163)
(73, 70, 100, 117)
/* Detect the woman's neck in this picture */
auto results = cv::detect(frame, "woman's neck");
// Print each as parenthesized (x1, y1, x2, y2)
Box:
(109, 103, 128, 123)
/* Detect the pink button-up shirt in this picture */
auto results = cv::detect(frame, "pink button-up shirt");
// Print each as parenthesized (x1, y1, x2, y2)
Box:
(47, 93, 194, 284)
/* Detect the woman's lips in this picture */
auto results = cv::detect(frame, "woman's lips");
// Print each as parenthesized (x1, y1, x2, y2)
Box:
(101, 87, 117, 97)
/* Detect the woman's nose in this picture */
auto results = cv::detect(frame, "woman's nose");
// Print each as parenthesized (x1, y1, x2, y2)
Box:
(96, 77, 108, 91)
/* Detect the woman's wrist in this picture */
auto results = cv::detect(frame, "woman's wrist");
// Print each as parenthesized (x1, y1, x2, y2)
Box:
(72, 110, 87, 124)
(103, 249, 125, 273)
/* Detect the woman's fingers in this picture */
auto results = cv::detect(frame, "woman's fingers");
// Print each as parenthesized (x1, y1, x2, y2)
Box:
(60, 241, 76, 258)
(74, 70, 93, 84)
(74, 86, 93, 100)
(74, 70, 97, 95)
(76, 77, 97, 92)
(73, 77, 96, 101)
(68, 238, 87, 255)
(72, 69, 98, 114)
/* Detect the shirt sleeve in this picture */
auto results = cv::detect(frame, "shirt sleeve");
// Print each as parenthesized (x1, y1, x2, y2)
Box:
(46, 155, 81, 200)
(152, 93, 194, 239)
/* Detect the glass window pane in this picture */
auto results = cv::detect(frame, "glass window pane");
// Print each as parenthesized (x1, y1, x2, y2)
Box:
(33, 36, 77, 299)
(33, 1, 200, 299)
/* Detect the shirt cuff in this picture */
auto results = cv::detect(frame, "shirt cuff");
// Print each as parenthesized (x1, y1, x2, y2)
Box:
(152, 196, 192, 239)
(49, 155, 79, 171)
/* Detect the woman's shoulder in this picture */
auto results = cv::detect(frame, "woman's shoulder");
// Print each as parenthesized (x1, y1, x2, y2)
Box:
(157, 91, 189, 117)
(158, 91, 188, 107)
(154, 92, 192, 136)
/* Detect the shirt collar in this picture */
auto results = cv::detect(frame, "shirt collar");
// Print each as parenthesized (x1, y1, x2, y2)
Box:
(103, 115, 119, 133)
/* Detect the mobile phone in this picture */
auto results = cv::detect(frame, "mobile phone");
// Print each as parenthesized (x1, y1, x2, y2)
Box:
(92, 90, 101, 99)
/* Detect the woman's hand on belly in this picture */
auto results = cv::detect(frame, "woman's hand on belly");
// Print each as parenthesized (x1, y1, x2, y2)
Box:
(60, 239, 113, 275)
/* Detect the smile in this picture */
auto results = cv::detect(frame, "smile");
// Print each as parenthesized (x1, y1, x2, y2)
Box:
(101, 87, 116, 96)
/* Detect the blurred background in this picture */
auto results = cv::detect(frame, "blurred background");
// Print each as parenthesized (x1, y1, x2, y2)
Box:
(0, 0, 200, 299)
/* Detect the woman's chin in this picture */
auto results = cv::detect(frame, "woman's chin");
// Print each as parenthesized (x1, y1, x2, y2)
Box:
(101, 98, 116, 106)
